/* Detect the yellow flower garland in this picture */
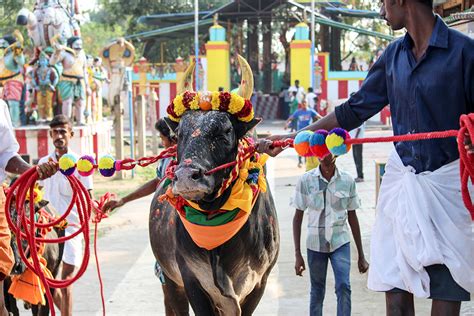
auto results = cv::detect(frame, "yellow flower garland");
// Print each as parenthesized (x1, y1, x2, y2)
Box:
(228, 93, 245, 114)
(211, 91, 220, 110)
(190, 93, 201, 110)
(173, 94, 186, 116)
(168, 91, 254, 122)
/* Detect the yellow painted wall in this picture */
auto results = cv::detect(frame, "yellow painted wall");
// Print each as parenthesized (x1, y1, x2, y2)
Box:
(290, 40, 311, 91)
(206, 41, 230, 91)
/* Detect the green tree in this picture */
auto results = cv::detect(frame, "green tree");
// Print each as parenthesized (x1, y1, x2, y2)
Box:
(80, 22, 125, 57)
(96, 0, 228, 62)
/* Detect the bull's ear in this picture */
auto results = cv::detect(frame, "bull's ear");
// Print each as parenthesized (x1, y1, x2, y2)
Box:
(233, 118, 262, 140)
(162, 117, 179, 133)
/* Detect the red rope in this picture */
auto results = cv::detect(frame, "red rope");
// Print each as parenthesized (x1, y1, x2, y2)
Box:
(347, 130, 459, 145)
(91, 193, 115, 316)
(5, 169, 113, 316)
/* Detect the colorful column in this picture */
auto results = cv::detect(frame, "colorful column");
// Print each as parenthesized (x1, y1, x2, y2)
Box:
(205, 21, 230, 91)
(290, 22, 312, 91)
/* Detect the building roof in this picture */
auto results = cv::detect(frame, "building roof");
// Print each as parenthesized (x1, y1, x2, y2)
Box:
(127, 0, 394, 43)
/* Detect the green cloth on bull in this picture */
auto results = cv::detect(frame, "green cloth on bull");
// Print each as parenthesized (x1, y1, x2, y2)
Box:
(57, 79, 85, 101)
(184, 205, 240, 226)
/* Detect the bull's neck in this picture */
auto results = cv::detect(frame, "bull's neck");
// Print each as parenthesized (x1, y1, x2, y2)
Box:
(196, 180, 234, 211)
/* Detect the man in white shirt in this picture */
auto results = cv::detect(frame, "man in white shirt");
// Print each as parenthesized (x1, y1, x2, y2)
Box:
(38, 114, 93, 316)
(288, 79, 306, 103)
(0, 100, 56, 315)
(305, 87, 317, 110)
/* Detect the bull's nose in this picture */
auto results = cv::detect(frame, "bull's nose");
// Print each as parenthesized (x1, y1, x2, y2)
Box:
(175, 166, 204, 182)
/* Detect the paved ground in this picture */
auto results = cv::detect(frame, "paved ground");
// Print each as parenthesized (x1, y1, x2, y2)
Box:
(17, 121, 473, 315)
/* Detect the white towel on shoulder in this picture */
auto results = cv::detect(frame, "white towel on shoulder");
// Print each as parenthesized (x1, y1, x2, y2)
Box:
(368, 150, 473, 297)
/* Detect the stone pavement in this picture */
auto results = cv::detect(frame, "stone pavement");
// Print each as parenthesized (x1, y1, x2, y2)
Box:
(17, 121, 473, 315)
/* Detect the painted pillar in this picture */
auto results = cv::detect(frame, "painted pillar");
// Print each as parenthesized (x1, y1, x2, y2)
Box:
(205, 22, 230, 91)
(174, 57, 188, 93)
(290, 22, 311, 91)
(137, 57, 149, 96)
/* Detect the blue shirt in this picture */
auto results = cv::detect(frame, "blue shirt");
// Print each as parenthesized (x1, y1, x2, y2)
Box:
(335, 17, 474, 173)
(291, 109, 318, 131)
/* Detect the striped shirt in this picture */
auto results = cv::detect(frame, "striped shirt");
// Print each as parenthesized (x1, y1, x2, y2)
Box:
(291, 167, 360, 253)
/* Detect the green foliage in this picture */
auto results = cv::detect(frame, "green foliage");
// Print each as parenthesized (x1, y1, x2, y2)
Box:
(81, 22, 125, 57)
(0, 0, 28, 33)
(96, 0, 228, 61)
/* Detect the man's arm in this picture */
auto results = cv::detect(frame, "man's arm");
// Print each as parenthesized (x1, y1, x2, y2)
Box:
(293, 209, 305, 276)
(5, 156, 30, 175)
(258, 49, 390, 156)
(102, 178, 159, 213)
(348, 210, 369, 273)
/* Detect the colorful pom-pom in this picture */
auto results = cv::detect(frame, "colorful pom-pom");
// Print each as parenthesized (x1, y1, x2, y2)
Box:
(309, 130, 330, 159)
(294, 130, 314, 157)
(77, 155, 96, 177)
(98, 155, 116, 177)
(326, 128, 352, 156)
(58, 154, 77, 176)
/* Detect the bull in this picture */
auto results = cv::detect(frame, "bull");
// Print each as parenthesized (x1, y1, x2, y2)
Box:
(149, 57, 280, 315)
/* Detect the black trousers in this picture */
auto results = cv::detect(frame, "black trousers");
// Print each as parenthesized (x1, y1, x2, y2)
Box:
(352, 144, 364, 179)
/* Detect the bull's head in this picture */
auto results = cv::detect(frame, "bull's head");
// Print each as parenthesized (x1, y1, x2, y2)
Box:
(166, 55, 259, 203)
(167, 112, 259, 202)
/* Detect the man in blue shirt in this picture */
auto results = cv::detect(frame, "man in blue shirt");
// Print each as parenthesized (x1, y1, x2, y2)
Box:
(259, 1, 473, 315)
(286, 102, 322, 167)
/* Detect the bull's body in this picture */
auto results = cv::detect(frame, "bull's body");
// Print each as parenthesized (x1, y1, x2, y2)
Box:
(149, 110, 280, 315)
(150, 186, 279, 315)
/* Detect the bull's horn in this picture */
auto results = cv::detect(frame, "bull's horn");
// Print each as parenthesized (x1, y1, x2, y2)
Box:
(178, 59, 196, 94)
(236, 54, 254, 100)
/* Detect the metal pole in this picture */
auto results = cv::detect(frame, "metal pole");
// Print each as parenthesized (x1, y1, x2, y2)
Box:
(126, 68, 135, 178)
(194, 0, 199, 91)
(310, 0, 316, 90)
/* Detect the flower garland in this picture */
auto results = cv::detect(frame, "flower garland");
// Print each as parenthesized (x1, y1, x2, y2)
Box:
(167, 91, 254, 123)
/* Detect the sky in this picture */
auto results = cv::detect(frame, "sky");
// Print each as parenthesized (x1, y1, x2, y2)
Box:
(77, 0, 98, 12)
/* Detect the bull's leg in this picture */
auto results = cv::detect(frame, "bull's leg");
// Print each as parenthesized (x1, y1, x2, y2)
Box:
(162, 274, 189, 316)
(179, 273, 214, 315)
(240, 273, 270, 316)
(2, 279, 19, 316)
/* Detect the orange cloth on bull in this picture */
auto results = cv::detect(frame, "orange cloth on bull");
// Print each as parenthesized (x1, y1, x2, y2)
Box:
(9, 256, 53, 306)
(0, 188, 15, 277)
(177, 209, 251, 250)
(179, 153, 269, 250)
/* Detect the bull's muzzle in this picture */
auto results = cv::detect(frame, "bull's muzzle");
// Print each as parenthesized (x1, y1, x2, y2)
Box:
(172, 166, 213, 201)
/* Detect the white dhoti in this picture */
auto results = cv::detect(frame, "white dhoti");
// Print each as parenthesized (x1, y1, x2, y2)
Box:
(368, 151, 473, 297)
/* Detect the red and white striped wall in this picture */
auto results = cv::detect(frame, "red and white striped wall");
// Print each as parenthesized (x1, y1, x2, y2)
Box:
(325, 79, 364, 100)
(15, 121, 113, 163)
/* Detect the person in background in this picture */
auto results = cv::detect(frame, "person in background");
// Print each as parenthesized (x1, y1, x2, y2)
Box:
(279, 87, 290, 120)
(288, 91, 299, 132)
(306, 87, 317, 110)
(292, 153, 369, 316)
(102, 118, 177, 314)
(349, 57, 360, 71)
(103, 118, 176, 212)
(285, 102, 322, 167)
(350, 122, 366, 182)
(289, 79, 306, 103)
(38, 115, 93, 316)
